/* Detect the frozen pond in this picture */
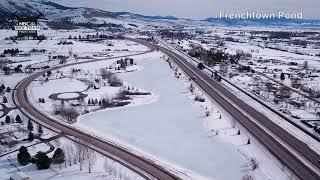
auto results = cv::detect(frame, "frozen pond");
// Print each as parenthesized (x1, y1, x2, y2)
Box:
(77, 52, 248, 180)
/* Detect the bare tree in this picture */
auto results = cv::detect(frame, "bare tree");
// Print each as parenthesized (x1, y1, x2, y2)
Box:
(84, 149, 96, 173)
(303, 60, 309, 74)
(63, 144, 75, 166)
(74, 142, 86, 171)
(100, 68, 113, 80)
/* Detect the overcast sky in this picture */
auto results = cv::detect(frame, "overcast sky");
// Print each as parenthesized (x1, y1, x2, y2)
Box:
(52, 0, 318, 19)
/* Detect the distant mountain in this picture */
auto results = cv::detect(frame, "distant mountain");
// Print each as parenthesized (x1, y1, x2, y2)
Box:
(113, 12, 178, 20)
(0, 0, 123, 29)
(0, 0, 183, 30)
(203, 17, 320, 27)
(1, 0, 319, 30)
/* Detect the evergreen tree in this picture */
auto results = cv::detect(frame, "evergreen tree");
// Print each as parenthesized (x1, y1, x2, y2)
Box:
(28, 132, 34, 142)
(35, 152, 51, 170)
(27, 119, 34, 131)
(15, 115, 22, 123)
(38, 124, 43, 134)
(5, 116, 10, 124)
(3, 96, 7, 103)
(52, 148, 65, 164)
(0, 84, 5, 90)
(17, 146, 31, 166)
(6, 87, 11, 92)
(280, 73, 285, 81)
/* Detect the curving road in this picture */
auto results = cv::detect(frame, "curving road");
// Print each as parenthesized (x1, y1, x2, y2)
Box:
(13, 46, 181, 180)
(13, 37, 320, 180)
(131, 38, 320, 180)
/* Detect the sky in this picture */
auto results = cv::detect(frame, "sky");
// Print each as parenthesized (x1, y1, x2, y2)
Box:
(52, 0, 318, 20)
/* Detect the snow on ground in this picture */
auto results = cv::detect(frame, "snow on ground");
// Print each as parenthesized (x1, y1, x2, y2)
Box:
(76, 51, 251, 180)
(0, 138, 143, 180)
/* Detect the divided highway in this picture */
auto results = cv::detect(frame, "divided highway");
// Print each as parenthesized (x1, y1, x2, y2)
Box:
(13, 48, 180, 180)
(13, 37, 320, 180)
(131, 39, 320, 180)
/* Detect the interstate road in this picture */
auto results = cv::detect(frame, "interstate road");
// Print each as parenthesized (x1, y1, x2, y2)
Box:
(131, 38, 320, 180)
(13, 46, 181, 180)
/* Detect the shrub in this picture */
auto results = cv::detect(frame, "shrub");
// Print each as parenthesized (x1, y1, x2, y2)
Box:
(100, 69, 113, 80)
(194, 94, 205, 102)
(108, 75, 123, 87)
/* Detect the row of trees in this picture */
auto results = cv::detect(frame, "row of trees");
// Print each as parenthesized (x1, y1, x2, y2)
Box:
(3, 115, 22, 124)
(17, 146, 64, 170)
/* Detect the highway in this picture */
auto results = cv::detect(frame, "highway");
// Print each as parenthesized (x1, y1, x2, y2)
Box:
(13, 37, 320, 180)
(131, 39, 320, 180)
(13, 48, 180, 180)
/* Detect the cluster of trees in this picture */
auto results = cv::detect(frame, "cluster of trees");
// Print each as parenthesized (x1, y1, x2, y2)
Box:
(63, 142, 96, 173)
(116, 58, 134, 69)
(108, 75, 123, 87)
(3, 48, 20, 55)
(100, 69, 123, 87)
(57, 41, 73, 45)
(0, 84, 11, 94)
(2, 64, 23, 75)
(158, 30, 191, 40)
(38, 98, 46, 103)
(88, 90, 132, 108)
(53, 103, 79, 123)
(30, 49, 46, 53)
(87, 99, 100, 106)
(189, 48, 242, 66)
(17, 146, 65, 170)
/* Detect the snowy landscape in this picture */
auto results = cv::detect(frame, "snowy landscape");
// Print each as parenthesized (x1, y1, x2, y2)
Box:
(0, 0, 320, 180)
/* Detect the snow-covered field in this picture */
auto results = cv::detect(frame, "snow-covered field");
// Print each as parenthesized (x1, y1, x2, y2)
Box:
(2, 25, 313, 180)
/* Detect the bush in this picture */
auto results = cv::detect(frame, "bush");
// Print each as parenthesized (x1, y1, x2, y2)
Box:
(197, 62, 205, 70)
(52, 148, 65, 164)
(34, 152, 51, 170)
(17, 146, 31, 166)
(194, 94, 205, 102)
(100, 69, 113, 80)
(108, 75, 123, 87)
